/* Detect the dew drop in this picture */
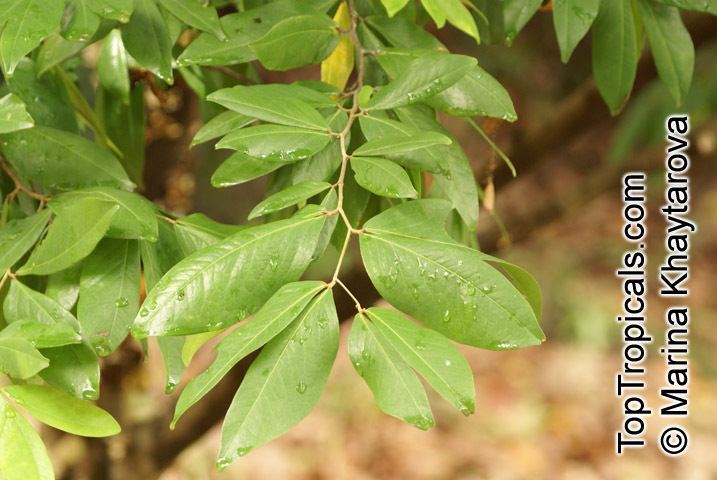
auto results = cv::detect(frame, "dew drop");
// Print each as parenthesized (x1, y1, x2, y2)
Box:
(175, 289, 185, 301)
(442, 309, 451, 323)
(115, 296, 129, 308)
(216, 456, 231, 471)
(295, 382, 307, 394)
(81, 386, 98, 401)
(165, 379, 178, 394)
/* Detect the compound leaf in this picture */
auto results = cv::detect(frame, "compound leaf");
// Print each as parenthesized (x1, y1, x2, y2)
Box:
(552, 0, 600, 63)
(2, 384, 120, 437)
(17, 199, 119, 276)
(173, 281, 325, 426)
(351, 157, 417, 199)
(132, 208, 325, 337)
(0, 210, 51, 273)
(366, 53, 476, 110)
(592, 0, 639, 114)
(250, 14, 339, 71)
(0, 93, 34, 134)
(0, 397, 53, 480)
(248, 181, 331, 219)
(367, 307, 475, 414)
(218, 288, 338, 465)
(349, 312, 434, 429)
(207, 85, 329, 131)
(78, 239, 140, 355)
(359, 200, 544, 349)
(0, 338, 48, 379)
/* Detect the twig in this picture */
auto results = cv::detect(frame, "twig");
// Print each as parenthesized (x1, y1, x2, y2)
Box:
(0, 157, 50, 204)
(326, 0, 368, 309)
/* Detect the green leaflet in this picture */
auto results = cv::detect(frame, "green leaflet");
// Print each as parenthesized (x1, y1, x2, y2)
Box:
(502, 0, 542, 44)
(45, 264, 82, 311)
(637, 0, 694, 106)
(552, 0, 600, 63)
(64, 0, 101, 42)
(207, 85, 329, 131)
(359, 200, 544, 349)
(5, 60, 78, 132)
(0, 337, 49, 379)
(358, 115, 446, 173)
(49, 187, 159, 241)
(442, 0, 480, 41)
(366, 52, 476, 110)
(366, 307, 475, 414)
(0, 93, 34, 134)
(250, 14, 339, 71)
(381, 0, 411, 16)
(78, 239, 141, 355)
(421, 0, 447, 26)
(96, 84, 146, 186)
(0, 397, 54, 480)
(132, 207, 326, 337)
(592, 0, 639, 114)
(3, 281, 79, 330)
(352, 132, 451, 156)
(0, 126, 134, 193)
(158, 0, 226, 40)
(290, 137, 342, 184)
(426, 66, 517, 121)
(2, 385, 120, 437)
(17, 199, 119, 276)
(192, 111, 254, 146)
(248, 181, 331, 219)
(212, 152, 287, 187)
(0, 0, 64, 76)
(395, 105, 479, 230)
(122, 0, 174, 83)
(351, 157, 417, 199)
(39, 343, 100, 400)
(173, 281, 325, 426)
(175, 213, 244, 255)
(349, 312, 434, 429)
(176, 0, 333, 67)
(216, 125, 332, 162)
(218, 288, 338, 465)
(0, 320, 81, 349)
(97, 29, 130, 101)
(0, 210, 51, 273)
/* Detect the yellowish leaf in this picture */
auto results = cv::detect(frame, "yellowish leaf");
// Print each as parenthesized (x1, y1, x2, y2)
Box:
(321, 2, 354, 91)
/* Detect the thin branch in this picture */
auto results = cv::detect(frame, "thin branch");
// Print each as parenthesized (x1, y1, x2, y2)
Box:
(326, 0, 368, 307)
(0, 157, 50, 203)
